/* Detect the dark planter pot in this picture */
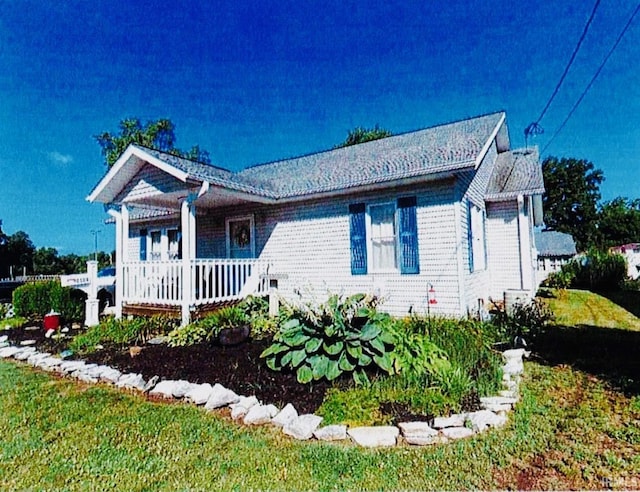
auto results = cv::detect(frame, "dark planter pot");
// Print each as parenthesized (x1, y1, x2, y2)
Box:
(218, 325, 251, 346)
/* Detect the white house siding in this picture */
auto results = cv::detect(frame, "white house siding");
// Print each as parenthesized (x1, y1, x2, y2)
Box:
(486, 200, 521, 299)
(456, 141, 498, 315)
(114, 164, 187, 203)
(250, 182, 462, 317)
(196, 215, 225, 258)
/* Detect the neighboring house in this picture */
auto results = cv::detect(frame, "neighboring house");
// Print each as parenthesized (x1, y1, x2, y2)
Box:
(610, 243, 640, 279)
(87, 111, 545, 325)
(534, 230, 578, 282)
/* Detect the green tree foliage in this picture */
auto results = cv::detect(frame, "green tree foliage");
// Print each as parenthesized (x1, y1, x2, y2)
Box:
(542, 157, 604, 251)
(95, 118, 211, 168)
(597, 198, 640, 248)
(334, 125, 393, 148)
(0, 229, 35, 278)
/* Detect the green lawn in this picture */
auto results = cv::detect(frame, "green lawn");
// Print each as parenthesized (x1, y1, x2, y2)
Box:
(1, 289, 639, 490)
(545, 289, 640, 330)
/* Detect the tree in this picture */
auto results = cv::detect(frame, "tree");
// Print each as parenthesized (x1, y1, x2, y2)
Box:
(597, 198, 640, 248)
(1, 231, 35, 277)
(542, 156, 604, 251)
(334, 125, 393, 148)
(32, 247, 62, 275)
(95, 118, 211, 168)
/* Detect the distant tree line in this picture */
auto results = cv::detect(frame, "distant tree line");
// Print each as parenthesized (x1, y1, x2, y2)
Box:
(0, 221, 112, 278)
(542, 157, 640, 252)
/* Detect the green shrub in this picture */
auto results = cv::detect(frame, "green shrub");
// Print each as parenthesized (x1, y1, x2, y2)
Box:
(167, 306, 249, 347)
(167, 321, 208, 347)
(491, 297, 554, 346)
(12, 281, 84, 321)
(542, 269, 575, 289)
(70, 315, 176, 354)
(261, 293, 395, 384)
(546, 250, 628, 292)
(238, 295, 279, 339)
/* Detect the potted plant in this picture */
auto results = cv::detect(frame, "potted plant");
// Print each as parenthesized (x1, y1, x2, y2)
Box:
(205, 306, 250, 346)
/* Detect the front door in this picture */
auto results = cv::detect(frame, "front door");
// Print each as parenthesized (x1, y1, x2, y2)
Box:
(226, 216, 254, 259)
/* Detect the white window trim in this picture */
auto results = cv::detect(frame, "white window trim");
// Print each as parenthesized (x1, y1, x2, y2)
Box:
(225, 214, 256, 259)
(366, 201, 399, 274)
(147, 227, 180, 261)
(469, 202, 487, 272)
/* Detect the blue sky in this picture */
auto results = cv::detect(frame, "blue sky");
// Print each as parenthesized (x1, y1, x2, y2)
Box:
(1, 0, 639, 254)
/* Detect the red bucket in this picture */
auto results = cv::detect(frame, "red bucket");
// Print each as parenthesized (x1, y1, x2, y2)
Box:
(43, 312, 60, 330)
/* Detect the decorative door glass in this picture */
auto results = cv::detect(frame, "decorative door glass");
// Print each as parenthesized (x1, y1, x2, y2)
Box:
(228, 218, 253, 259)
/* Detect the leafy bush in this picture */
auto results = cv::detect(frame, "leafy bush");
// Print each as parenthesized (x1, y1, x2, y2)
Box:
(12, 281, 84, 321)
(167, 306, 249, 347)
(491, 297, 554, 346)
(544, 250, 628, 292)
(261, 293, 395, 384)
(238, 295, 279, 339)
(541, 269, 575, 289)
(70, 315, 176, 354)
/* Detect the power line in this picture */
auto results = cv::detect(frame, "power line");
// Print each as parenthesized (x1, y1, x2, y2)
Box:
(524, 0, 602, 142)
(542, 3, 640, 155)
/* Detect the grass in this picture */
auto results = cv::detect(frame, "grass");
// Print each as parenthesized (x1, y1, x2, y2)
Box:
(1, 360, 639, 489)
(1, 289, 639, 489)
(545, 288, 640, 330)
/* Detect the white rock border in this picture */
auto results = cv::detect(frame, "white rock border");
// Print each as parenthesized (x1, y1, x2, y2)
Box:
(0, 342, 528, 447)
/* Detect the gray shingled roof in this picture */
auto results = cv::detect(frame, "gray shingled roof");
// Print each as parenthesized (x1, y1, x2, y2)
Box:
(484, 147, 545, 201)
(535, 230, 577, 257)
(120, 112, 506, 201)
(236, 112, 505, 198)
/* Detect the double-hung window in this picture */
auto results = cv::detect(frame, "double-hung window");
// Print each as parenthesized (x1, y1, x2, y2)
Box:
(349, 197, 419, 275)
(141, 227, 181, 261)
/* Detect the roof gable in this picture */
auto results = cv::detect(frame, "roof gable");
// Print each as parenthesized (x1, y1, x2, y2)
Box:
(484, 147, 545, 201)
(535, 230, 577, 257)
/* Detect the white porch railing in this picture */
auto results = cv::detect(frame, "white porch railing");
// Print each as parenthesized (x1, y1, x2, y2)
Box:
(122, 259, 269, 306)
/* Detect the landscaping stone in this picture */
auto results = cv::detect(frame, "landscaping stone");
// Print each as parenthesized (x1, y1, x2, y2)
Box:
(480, 396, 517, 412)
(348, 426, 399, 447)
(38, 357, 63, 371)
(503, 359, 524, 375)
(498, 389, 519, 400)
(432, 413, 466, 429)
(313, 424, 348, 441)
(59, 360, 87, 374)
(19, 339, 36, 346)
(466, 410, 508, 432)
(27, 352, 51, 366)
(75, 371, 98, 384)
(243, 404, 279, 425)
(171, 380, 194, 398)
(440, 427, 474, 440)
(283, 414, 323, 441)
(143, 375, 160, 393)
(184, 383, 213, 405)
(24, 326, 40, 331)
(398, 422, 442, 446)
(204, 383, 240, 410)
(230, 396, 260, 420)
(98, 367, 122, 384)
(0, 335, 7, 343)
(116, 373, 147, 391)
(0, 346, 19, 358)
(271, 403, 298, 428)
(14, 347, 37, 360)
(147, 336, 169, 345)
(0, 342, 8, 349)
(150, 380, 182, 398)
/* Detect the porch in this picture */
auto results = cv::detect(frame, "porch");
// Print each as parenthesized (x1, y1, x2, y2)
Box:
(120, 258, 270, 323)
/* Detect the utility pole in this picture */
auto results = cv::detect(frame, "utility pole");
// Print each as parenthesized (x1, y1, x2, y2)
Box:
(90, 230, 101, 262)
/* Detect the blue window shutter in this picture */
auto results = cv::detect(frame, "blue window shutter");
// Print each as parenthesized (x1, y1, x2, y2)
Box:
(139, 229, 147, 261)
(349, 203, 367, 275)
(398, 197, 419, 274)
(467, 201, 474, 272)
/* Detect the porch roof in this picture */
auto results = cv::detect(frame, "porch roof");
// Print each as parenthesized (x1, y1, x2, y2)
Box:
(484, 147, 545, 201)
(88, 111, 508, 206)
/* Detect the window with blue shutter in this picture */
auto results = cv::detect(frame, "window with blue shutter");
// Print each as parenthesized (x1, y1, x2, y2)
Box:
(139, 229, 147, 261)
(397, 196, 419, 274)
(349, 203, 367, 275)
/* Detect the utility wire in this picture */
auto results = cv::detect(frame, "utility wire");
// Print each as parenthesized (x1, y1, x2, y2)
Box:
(542, 2, 640, 154)
(524, 0, 601, 142)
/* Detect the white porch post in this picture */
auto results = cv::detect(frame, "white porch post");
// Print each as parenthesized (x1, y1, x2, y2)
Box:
(181, 199, 196, 326)
(108, 205, 128, 319)
(84, 260, 100, 326)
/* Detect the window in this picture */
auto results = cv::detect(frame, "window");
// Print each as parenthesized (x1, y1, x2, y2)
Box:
(143, 227, 181, 261)
(369, 203, 397, 271)
(349, 197, 419, 275)
(468, 201, 486, 272)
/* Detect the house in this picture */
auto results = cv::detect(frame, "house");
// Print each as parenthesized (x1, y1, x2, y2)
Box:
(609, 243, 640, 279)
(535, 230, 578, 282)
(87, 111, 545, 325)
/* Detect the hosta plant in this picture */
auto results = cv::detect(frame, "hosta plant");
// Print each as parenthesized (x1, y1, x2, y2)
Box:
(260, 293, 395, 385)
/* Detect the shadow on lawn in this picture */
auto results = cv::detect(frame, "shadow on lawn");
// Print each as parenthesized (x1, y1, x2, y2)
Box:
(534, 324, 640, 395)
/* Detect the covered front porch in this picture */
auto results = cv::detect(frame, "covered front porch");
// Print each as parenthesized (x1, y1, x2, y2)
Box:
(88, 145, 280, 324)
